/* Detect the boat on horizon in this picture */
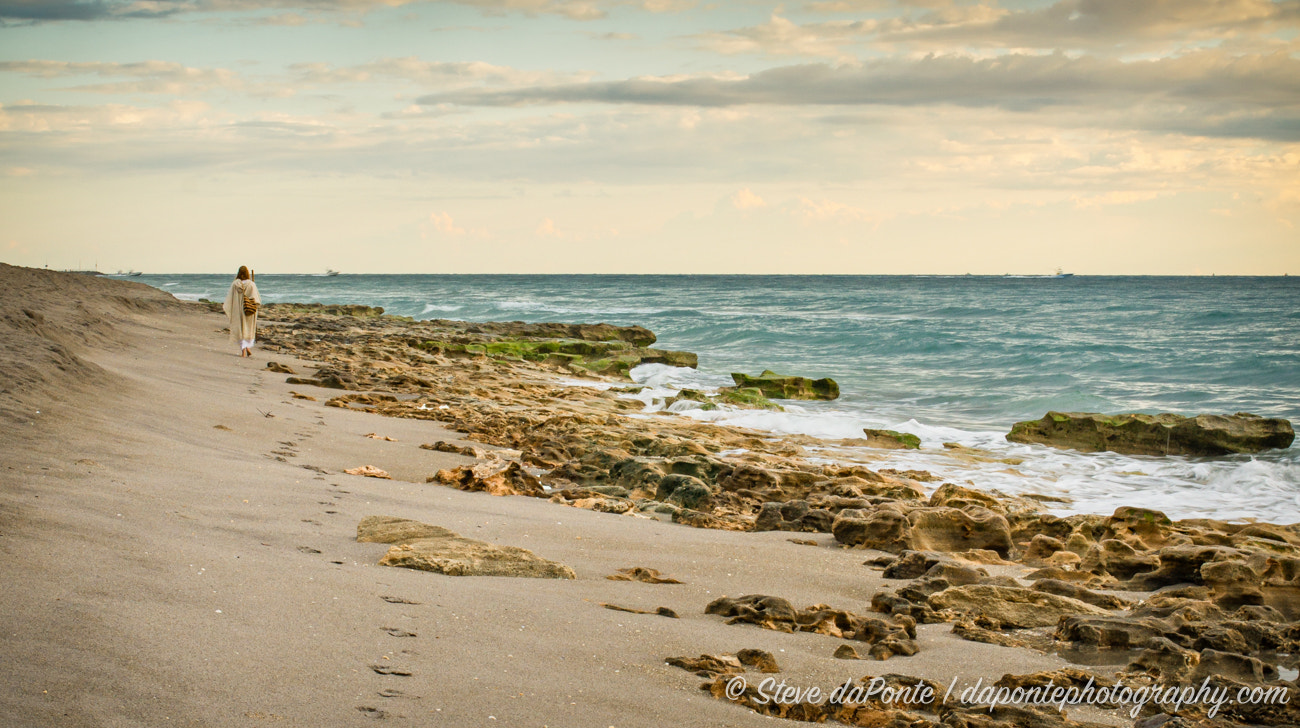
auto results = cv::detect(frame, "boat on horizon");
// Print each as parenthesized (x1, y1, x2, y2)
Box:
(325, 269, 340, 276)
(1051, 267, 1074, 279)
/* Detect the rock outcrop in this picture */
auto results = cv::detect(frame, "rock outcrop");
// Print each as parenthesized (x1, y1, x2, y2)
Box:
(1006, 411, 1294, 456)
(730, 370, 840, 400)
(430, 457, 546, 497)
(705, 594, 919, 659)
(928, 585, 1111, 628)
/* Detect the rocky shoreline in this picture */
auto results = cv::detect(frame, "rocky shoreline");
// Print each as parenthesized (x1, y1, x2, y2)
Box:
(253, 302, 1300, 728)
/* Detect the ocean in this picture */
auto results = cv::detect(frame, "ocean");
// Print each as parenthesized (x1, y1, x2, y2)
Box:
(137, 273, 1300, 522)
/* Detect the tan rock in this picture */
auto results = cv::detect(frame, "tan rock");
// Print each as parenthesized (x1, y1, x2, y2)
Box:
(907, 507, 1014, 558)
(430, 456, 545, 497)
(344, 465, 391, 479)
(357, 515, 575, 579)
(928, 585, 1110, 629)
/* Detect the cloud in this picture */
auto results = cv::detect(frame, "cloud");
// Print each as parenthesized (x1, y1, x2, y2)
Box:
(536, 217, 561, 236)
(429, 210, 466, 234)
(796, 196, 876, 221)
(839, 0, 1300, 51)
(289, 57, 591, 88)
(419, 50, 1300, 140)
(0, 59, 243, 94)
(694, 13, 875, 59)
(730, 187, 766, 209)
(0, 0, 608, 22)
(1070, 189, 1164, 208)
(0, 0, 182, 22)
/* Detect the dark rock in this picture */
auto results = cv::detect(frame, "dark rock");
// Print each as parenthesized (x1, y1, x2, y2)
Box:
(1124, 637, 1199, 683)
(1191, 649, 1278, 684)
(705, 595, 799, 632)
(655, 474, 713, 510)
(883, 551, 954, 579)
(606, 567, 682, 584)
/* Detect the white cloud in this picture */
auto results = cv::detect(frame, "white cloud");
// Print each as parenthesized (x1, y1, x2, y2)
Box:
(695, 13, 875, 59)
(730, 187, 767, 209)
(536, 217, 561, 236)
(429, 210, 466, 235)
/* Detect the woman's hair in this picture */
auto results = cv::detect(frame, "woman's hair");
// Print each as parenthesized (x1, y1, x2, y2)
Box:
(237, 265, 250, 280)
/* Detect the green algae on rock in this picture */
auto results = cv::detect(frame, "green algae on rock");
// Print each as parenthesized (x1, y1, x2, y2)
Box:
(862, 428, 921, 450)
(1006, 411, 1294, 456)
(730, 370, 839, 400)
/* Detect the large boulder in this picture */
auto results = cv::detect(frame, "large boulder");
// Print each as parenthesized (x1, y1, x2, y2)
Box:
(730, 370, 839, 400)
(929, 585, 1110, 628)
(358, 515, 575, 579)
(832, 509, 910, 552)
(907, 507, 1014, 558)
(1006, 411, 1294, 456)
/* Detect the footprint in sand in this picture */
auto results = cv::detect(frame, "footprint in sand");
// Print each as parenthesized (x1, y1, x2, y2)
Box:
(355, 705, 394, 719)
(381, 627, 417, 638)
(376, 689, 416, 699)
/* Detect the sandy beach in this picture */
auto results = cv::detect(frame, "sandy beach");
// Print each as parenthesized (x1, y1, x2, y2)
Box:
(2, 265, 1296, 728)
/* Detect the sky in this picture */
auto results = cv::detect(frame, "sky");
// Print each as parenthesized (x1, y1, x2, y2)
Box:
(0, 0, 1297, 274)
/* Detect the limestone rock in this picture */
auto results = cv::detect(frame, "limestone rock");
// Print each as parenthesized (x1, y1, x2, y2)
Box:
(430, 457, 545, 497)
(666, 654, 743, 677)
(833, 509, 910, 552)
(1054, 615, 1167, 649)
(1006, 411, 1294, 456)
(344, 465, 392, 479)
(606, 567, 682, 584)
(951, 619, 1028, 648)
(929, 585, 1110, 629)
(655, 473, 714, 510)
(1031, 579, 1132, 610)
(907, 507, 1014, 558)
(358, 515, 575, 579)
(705, 594, 800, 632)
(862, 428, 921, 450)
(730, 370, 839, 400)
(1191, 648, 1278, 684)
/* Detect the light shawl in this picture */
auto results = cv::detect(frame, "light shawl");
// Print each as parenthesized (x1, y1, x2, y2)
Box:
(223, 279, 261, 343)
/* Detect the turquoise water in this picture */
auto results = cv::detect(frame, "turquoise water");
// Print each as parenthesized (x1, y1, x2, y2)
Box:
(138, 273, 1300, 521)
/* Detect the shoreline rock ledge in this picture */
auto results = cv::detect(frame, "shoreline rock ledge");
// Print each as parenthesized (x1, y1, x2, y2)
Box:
(1006, 411, 1294, 456)
(730, 371, 839, 400)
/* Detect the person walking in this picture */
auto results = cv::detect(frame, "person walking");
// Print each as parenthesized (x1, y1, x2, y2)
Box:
(223, 266, 261, 357)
